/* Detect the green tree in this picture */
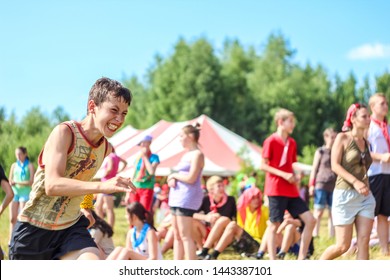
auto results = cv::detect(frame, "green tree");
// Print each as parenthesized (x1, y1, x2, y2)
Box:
(376, 71, 390, 98)
(146, 37, 222, 123)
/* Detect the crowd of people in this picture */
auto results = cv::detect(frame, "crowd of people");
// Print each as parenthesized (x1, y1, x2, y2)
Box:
(1, 77, 390, 260)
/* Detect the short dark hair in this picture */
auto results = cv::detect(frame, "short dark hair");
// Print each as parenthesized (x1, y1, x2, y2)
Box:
(87, 77, 132, 114)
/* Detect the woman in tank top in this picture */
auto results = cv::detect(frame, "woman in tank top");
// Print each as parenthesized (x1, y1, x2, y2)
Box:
(167, 123, 205, 260)
(320, 103, 376, 260)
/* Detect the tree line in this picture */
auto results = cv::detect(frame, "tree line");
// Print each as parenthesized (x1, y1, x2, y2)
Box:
(1, 32, 390, 177)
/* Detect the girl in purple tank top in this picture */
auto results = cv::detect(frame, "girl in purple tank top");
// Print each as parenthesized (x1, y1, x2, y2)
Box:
(167, 123, 204, 260)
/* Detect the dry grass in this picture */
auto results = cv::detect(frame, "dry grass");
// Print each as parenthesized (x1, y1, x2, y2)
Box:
(1, 206, 389, 260)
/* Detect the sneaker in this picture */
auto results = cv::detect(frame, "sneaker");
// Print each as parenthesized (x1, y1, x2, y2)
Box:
(256, 251, 265, 260)
(276, 252, 286, 260)
(196, 252, 208, 260)
(204, 254, 217, 260)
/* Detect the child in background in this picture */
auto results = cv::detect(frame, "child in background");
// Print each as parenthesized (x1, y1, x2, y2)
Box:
(275, 211, 314, 259)
(203, 187, 268, 259)
(107, 202, 162, 260)
(260, 108, 315, 260)
(9, 147, 35, 237)
(89, 210, 115, 259)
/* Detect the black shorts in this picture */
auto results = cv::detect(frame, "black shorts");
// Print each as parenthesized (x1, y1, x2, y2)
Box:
(232, 230, 259, 254)
(9, 216, 97, 260)
(170, 206, 197, 217)
(268, 196, 309, 223)
(369, 174, 390, 216)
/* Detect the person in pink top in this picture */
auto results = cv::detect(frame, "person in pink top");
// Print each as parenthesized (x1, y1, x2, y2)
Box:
(260, 108, 315, 260)
(95, 147, 127, 228)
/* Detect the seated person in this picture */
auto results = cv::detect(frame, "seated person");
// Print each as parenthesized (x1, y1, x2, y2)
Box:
(195, 176, 237, 258)
(89, 210, 115, 259)
(275, 211, 314, 259)
(156, 212, 174, 255)
(107, 202, 162, 260)
(201, 187, 268, 260)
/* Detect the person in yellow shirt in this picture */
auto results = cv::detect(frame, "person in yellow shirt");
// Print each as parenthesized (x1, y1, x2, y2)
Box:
(203, 187, 268, 260)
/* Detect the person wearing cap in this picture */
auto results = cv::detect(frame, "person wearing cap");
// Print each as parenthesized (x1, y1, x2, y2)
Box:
(127, 135, 160, 212)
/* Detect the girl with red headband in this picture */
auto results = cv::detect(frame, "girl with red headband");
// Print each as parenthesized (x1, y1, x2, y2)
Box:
(321, 103, 376, 260)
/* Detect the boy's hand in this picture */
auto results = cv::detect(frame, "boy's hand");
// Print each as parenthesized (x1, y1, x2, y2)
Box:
(284, 173, 297, 184)
(102, 176, 136, 194)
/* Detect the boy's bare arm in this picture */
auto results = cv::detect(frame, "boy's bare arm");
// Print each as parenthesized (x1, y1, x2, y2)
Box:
(44, 124, 134, 197)
(260, 158, 296, 183)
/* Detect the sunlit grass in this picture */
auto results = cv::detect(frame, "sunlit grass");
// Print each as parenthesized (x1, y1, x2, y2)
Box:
(1, 206, 389, 260)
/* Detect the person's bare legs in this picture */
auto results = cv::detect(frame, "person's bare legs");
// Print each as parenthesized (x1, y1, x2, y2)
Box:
(320, 224, 353, 259)
(106, 246, 124, 260)
(203, 217, 230, 248)
(171, 215, 184, 260)
(355, 215, 374, 260)
(192, 220, 207, 251)
(214, 221, 242, 253)
(328, 209, 335, 238)
(103, 195, 115, 228)
(267, 221, 280, 260)
(9, 201, 19, 242)
(161, 227, 174, 254)
(376, 214, 390, 256)
(298, 211, 316, 259)
(172, 215, 196, 260)
(94, 194, 105, 219)
(279, 224, 295, 253)
(60, 247, 100, 260)
(312, 208, 324, 237)
(177, 215, 196, 260)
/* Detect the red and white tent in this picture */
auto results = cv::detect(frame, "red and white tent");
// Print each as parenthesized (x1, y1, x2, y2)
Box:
(97, 114, 265, 177)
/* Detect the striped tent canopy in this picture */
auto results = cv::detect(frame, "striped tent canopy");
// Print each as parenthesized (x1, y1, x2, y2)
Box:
(95, 114, 311, 178)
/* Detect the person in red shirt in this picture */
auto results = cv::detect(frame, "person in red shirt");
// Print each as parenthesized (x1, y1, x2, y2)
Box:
(260, 108, 315, 260)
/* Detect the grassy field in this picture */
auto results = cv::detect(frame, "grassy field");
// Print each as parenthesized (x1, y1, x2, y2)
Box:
(1, 206, 389, 260)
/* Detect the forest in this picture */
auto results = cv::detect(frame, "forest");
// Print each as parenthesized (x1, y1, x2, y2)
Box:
(1, 32, 390, 176)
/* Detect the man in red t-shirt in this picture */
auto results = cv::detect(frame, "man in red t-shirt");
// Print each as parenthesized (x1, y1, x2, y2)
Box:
(260, 108, 315, 260)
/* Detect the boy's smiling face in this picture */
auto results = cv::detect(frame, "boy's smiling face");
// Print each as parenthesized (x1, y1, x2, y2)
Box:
(92, 95, 128, 137)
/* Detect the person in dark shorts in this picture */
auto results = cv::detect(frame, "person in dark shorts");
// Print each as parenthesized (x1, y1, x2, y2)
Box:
(0, 164, 14, 259)
(9, 77, 135, 260)
(260, 108, 315, 260)
(367, 93, 390, 256)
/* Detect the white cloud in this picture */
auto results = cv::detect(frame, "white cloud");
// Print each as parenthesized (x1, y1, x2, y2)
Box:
(347, 43, 390, 60)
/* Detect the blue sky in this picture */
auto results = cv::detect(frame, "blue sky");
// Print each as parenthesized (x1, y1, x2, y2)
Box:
(1, 0, 390, 122)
